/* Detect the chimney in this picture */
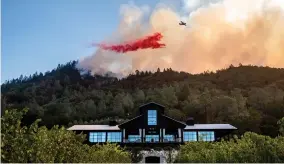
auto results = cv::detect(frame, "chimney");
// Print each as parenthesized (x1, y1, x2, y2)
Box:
(109, 120, 118, 126)
(186, 117, 194, 125)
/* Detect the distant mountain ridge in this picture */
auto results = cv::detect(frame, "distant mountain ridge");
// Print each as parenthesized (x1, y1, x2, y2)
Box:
(2, 61, 284, 92)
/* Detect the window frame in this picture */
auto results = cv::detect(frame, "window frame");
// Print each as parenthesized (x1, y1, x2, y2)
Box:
(198, 131, 215, 141)
(107, 132, 122, 142)
(164, 134, 175, 142)
(148, 110, 157, 125)
(145, 134, 159, 142)
(128, 135, 141, 142)
(89, 132, 106, 143)
(183, 131, 197, 142)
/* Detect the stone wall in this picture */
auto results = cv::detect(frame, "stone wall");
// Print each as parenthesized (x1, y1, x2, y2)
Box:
(139, 149, 179, 163)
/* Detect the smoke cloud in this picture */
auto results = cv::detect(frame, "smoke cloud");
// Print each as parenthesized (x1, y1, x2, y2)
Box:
(78, 0, 284, 77)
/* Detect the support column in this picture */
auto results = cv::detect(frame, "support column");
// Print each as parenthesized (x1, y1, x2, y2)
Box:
(181, 129, 184, 142)
(162, 128, 165, 142)
(123, 129, 125, 142)
(143, 129, 145, 142)
(105, 132, 108, 143)
(159, 129, 162, 142)
(178, 128, 181, 142)
(197, 131, 199, 141)
(139, 129, 142, 142)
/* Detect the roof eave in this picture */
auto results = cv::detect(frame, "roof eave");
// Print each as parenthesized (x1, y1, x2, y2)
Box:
(162, 115, 187, 126)
(138, 102, 165, 108)
(118, 115, 142, 128)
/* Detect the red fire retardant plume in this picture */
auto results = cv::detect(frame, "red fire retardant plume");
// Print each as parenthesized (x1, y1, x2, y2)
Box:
(92, 32, 166, 53)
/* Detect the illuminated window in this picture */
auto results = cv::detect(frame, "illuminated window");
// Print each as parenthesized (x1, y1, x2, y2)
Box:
(128, 135, 141, 142)
(146, 135, 159, 142)
(89, 132, 106, 143)
(107, 132, 121, 142)
(164, 135, 175, 142)
(183, 131, 197, 141)
(148, 110, 157, 125)
(198, 131, 215, 141)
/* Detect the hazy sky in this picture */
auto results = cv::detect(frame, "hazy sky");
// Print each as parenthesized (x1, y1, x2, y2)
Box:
(3, 0, 284, 83)
(1, 0, 159, 83)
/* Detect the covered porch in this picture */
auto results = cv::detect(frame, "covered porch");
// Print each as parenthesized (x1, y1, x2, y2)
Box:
(122, 128, 183, 143)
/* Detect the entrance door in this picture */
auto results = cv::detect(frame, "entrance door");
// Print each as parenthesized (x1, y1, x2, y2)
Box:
(145, 156, 160, 163)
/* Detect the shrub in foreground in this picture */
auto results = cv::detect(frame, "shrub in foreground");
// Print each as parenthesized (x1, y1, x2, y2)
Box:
(1, 109, 131, 163)
(175, 132, 284, 163)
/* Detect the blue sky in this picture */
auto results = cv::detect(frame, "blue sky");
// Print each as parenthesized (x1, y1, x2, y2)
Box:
(1, 0, 160, 83)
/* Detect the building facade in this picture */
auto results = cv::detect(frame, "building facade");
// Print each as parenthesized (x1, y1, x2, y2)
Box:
(68, 102, 237, 145)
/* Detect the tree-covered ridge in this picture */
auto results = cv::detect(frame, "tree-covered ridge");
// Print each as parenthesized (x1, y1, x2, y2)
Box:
(110, 64, 284, 90)
(1, 61, 284, 137)
(2, 61, 284, 91)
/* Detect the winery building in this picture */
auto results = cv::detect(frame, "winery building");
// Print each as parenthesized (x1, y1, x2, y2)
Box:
(68, 102, 237, 163)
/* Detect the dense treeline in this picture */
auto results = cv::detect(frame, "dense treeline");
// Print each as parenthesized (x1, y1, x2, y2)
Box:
(1, 61, 284, 137)
(1, 108, 131, 163)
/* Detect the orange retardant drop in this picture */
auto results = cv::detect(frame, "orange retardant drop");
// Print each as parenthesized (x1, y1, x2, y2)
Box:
(92, 32, 166, 53)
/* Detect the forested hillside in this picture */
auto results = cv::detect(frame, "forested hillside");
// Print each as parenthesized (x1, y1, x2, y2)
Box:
(1, 61, 284, 137)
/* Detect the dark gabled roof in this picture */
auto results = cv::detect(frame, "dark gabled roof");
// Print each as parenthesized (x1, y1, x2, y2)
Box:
(139, 102, 165, 114)
(139, 102, 165, 108)
(162, 115, 187, 126)
(118, 115, 142, 128)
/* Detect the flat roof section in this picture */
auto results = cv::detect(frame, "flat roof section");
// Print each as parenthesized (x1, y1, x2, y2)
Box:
(67, 125, 120, 131)
(184, 124, 237, 130)
(68, 124, 237, 131)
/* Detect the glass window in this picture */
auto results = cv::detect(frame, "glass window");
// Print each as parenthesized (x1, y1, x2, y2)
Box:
(146, 135, 159, 142)
(198, 131, 215, 141)
(128, 135, 141, 142)
(183, 131, 197, 141)
(107, 132, 122, 142)
(89, 132, 106, 143)
(148, 110, 157, 125)
(164, 135, 175, 142)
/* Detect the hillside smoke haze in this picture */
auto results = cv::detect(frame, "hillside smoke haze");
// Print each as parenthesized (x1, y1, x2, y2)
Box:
(78, 0, 284, 77)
